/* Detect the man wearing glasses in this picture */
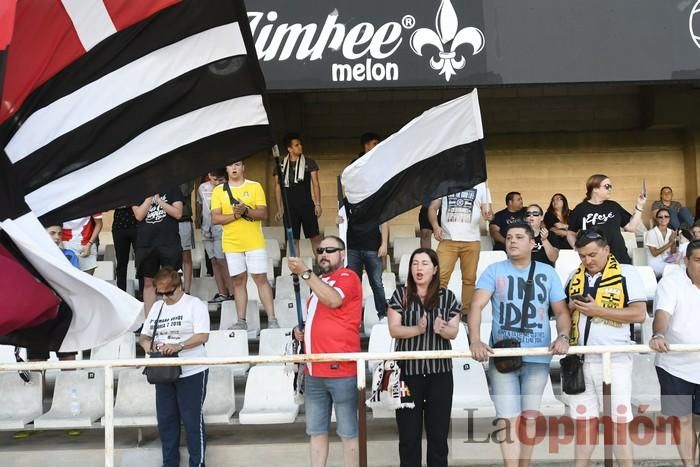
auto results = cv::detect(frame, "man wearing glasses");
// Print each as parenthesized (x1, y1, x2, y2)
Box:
(566, 230, 646, 467)
(288, 236, 362, 467)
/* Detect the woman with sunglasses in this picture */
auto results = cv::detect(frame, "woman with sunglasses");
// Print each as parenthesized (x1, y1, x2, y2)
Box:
(525, 204, 559, 267)
(567, 174, 647, 264)
(645, 207, 679, 278)
(138, 267, 210, 467)
(387, 248, 461, 467)
(544, 193, 572, 250)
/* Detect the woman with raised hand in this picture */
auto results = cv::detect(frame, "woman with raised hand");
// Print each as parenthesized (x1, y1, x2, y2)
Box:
(645, 207, 679, 278)
(387, 248, 461, 467)
(526, 203, 559, 267)
(567, 174, 647, 264)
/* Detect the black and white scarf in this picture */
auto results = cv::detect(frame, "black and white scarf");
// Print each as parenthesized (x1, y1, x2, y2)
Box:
(281, 154, 306, 187)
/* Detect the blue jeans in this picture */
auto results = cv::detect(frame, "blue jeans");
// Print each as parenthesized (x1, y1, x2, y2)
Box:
(347, 249, 386, 318)
(488, 362, 550, 419)
(304, 375, 358, 438)
(669, 206, 694, 230)
(156, 369, 208, 467)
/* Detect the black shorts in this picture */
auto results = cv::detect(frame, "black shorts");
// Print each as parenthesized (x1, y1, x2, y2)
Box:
(656, 366, 700, 416)
(26, 349, 77, 360)
(135, 245, 182, 278)
(418, 205, 441, 231)
(285, 205, 320, 240)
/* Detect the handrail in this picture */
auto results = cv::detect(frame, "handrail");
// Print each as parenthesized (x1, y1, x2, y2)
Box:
(4, 343, 700, 467)
(2, 343, 700, 371)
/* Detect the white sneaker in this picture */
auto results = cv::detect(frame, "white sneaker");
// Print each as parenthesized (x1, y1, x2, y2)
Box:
(268, 319, 280, 329)
(229, 320, 247, 330)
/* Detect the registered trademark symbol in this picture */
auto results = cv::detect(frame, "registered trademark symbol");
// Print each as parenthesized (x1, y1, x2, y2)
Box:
(402, 15, 415, 29)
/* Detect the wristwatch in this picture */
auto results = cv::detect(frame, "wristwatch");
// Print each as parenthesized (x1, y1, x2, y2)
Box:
(300, 269, 313, 280)
(178, 342, 185, 350)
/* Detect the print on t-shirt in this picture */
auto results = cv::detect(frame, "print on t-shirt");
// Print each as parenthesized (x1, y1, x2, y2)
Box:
(446, 189, 477, 224)
(149, 314, 185, 340)
(494, 272, 550, 343)
(581, 211, 615, 229)
(146, 195, 170, 224)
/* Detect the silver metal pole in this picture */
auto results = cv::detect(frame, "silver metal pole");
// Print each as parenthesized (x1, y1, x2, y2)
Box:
(104, 365, 115, 467)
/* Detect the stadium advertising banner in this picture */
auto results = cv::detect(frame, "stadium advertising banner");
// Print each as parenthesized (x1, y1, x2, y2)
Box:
(246, 0, 700, 90)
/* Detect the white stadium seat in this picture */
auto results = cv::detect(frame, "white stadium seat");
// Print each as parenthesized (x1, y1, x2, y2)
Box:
(0, 371, 44, 429)
(205, 330, 250, 376)
(398, 253, 410, 284)
(451, 358, 496, 419)
(631, 354, 661, 413)
(635, 266, 657, 301)
(259, 328, 294, 360)
(35, 369, 105, 429)
(110, 369, 157, 427)
(219, 300, 260, 338)
(393, 237, 420, 264)
(190, 278, 219, 304)
(631, 247, 648, 267)
(274, 298, 306, 329)
(265, 238, 281, 268)
(275, 274, 311, 301)
(238, 365, 299, 424)
(555, 250, 580, 286)
(94, 261, 114, 280)
(263, 226, 286, 249)
(203, 366, 236, 424)
(90, 332, 136, 361)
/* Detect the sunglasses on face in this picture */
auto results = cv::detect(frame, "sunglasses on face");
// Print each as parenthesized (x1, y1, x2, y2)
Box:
(316, 246, 344, 254)
(656, 215, 670, 219)
(601, 184, 613, 191)
(525, 211, 542, 217)
(156, 288, 177, 297)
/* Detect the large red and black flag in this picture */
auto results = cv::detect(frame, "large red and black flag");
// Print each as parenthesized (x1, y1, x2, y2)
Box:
(0, 0, 273, 352)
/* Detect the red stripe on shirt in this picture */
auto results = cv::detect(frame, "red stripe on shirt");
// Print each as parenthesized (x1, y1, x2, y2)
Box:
(0, 0, 84, 124)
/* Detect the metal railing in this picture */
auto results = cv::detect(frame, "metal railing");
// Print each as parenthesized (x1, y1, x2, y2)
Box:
(1, 343, 700, 467)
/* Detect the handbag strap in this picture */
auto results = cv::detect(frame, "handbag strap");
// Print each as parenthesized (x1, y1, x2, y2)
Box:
(223, 182, 238, 206)
(148, 302, 166, 353)
(518, 261, 537, 334)
(488, 261, 537, 344)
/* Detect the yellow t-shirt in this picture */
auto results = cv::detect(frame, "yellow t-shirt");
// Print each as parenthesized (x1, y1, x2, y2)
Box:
(210, 180, 266, 253)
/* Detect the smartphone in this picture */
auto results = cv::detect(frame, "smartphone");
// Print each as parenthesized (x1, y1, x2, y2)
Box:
(571, 294, 588, 302)
(642, 178, 647, 198)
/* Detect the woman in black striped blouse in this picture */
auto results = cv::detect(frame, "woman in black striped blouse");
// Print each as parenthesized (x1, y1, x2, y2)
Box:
(388, 248, 461, 467)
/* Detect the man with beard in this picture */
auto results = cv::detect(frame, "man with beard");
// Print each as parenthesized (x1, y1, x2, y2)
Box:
(288, 236, 362, 467)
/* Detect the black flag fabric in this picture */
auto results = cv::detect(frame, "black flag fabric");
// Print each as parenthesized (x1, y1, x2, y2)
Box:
(341, 90, 487, 225)
(0, 0, 272, 351)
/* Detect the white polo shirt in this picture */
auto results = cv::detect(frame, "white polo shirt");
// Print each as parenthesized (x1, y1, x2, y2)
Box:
(654, 268, 700, 384)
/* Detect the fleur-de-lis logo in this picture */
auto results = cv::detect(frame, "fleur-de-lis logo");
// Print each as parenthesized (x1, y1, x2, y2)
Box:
(410, 0, 485, 82)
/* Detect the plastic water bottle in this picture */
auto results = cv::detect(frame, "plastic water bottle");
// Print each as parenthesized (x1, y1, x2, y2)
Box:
(70, 388, 81, 417)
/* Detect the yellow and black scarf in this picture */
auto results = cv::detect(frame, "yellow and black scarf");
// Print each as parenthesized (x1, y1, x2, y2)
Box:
(568, 254, 627, 345)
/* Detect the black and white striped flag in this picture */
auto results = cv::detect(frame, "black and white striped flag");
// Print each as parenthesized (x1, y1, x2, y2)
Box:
(0, 0, 272, 351)
(341, 90, 487, 225)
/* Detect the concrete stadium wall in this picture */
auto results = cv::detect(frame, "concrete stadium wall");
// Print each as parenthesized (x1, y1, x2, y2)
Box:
(102, 84, 700, 231)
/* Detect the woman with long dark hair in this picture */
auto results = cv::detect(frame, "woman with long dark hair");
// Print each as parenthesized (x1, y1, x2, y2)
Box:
(544, 193, 572, 250)
(526, 203, 559, 267)
(567, 174, 647, 264)
(387, 248, 461, 467)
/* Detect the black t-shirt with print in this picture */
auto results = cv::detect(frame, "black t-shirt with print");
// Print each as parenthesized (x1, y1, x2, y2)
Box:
(274, 157, 319, 207)
(135, 189, 184, 248)
(532, 234, 554, 267)
(491, 208, 527, 250)
(568, 200, 632, 264)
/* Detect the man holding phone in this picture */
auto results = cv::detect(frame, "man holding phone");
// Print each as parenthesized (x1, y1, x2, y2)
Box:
(566, 230, 647, 467)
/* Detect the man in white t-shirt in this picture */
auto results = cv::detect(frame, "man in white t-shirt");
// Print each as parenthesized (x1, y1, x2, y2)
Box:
(428, 182, 492, 313)
(649, 240, 700, 467)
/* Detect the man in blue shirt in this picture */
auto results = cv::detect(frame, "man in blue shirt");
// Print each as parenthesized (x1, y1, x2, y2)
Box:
(46, 224, 79, 268)
(468, 223, 570, 467)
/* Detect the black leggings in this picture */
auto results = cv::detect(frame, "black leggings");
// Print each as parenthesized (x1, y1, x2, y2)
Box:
(113, 227, 137, 291)
(395, 371, 453, 467)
